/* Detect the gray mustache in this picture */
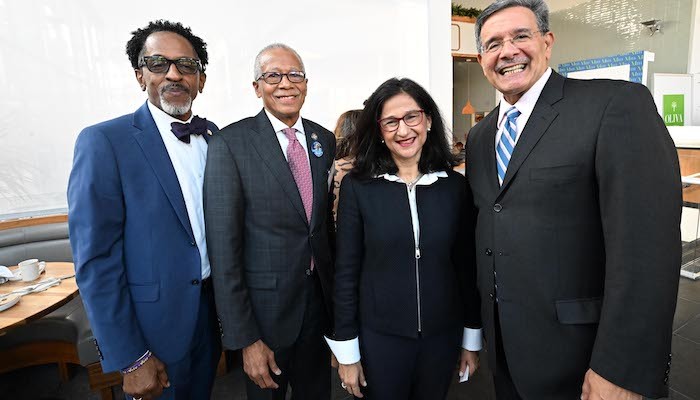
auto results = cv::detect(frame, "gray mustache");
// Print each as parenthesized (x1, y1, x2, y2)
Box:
(161, 83, 188, 94)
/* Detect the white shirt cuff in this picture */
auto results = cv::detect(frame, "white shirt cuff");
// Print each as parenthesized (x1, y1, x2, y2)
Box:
(324, 336, 361, 364)
(462, 328, 483, 351)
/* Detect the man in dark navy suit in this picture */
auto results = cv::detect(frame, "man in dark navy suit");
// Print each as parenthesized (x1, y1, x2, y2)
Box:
(68, 20, 220, 399)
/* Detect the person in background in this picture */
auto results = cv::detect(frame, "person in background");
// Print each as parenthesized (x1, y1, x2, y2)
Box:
(204, 43, 336, 400)
(331, 109, 362, 223)
(68, 20, 221, 399)
(453, 141, 466, 175)
(467, 0, 681, 399)
(327, 77, 482, 399)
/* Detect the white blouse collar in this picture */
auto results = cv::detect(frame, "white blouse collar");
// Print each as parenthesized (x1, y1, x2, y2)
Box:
(378, 170, 448, 186)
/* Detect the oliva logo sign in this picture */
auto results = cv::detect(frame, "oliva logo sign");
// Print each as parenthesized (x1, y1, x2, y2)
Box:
(663, 94, 684, 126)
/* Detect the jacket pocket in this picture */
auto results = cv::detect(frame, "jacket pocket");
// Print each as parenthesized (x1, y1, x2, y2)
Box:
(530, 165, 581, 183)
(246, 272, 277, 290)
(129, 283, 159, 302)
(555, 297, 602, 324)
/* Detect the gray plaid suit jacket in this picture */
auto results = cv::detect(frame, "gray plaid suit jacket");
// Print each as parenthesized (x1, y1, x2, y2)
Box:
(204, 109, 336, 351)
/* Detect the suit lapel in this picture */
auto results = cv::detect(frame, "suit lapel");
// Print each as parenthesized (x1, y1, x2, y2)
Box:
(498, 72, 564, 195)
(131, 102, 195, 240)
(303, 119, 328, 230)
(478, 110, 500, 194)
(249, 110, 308, 225)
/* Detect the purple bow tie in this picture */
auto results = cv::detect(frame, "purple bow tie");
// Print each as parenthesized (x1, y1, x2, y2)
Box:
(171, 115, 209, 144)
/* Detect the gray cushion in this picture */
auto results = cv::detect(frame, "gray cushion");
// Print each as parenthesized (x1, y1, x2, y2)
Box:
(0, 222, 72, 266)
(0, 315, 78, 350)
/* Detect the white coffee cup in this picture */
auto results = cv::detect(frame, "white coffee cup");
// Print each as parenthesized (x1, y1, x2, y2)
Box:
(18, 258, 40, 282)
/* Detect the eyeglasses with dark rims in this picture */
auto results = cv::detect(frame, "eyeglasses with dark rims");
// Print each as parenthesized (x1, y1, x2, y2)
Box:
(257, 71, 306, 84)
(139, 56, 204, 75)
(378, 110, 425, 132)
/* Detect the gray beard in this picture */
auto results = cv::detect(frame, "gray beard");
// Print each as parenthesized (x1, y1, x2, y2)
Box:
(160, 94, 192, 117)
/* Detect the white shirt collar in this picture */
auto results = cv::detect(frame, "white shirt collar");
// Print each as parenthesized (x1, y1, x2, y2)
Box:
(265, 109, 305, 136)
(147, 100, 193, 139)
(497, 67, 552, 127)
(379, 170, 448, 186)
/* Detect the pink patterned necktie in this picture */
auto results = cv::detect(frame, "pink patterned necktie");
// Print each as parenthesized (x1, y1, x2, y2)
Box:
(283, 127, 313, 222)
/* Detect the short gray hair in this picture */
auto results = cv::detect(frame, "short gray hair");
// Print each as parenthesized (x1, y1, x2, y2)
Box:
(253, 43, 305, 81)
(475, 0, 550, 53)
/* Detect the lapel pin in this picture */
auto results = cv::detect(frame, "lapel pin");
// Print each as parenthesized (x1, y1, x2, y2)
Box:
(311, 135, 324, 158)
(207, 129, 213, 136)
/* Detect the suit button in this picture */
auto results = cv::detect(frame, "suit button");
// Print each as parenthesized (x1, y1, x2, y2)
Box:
(305, 269, 312, 276)
(489, 293, 494, 299)
(310, 232, 315, 238)
(190, 241, 196, 246)
(191, 279, 200, 285)
(485, 248, 493, 256)
(498, 251, 504, 256)
(493, 203, 502, 213)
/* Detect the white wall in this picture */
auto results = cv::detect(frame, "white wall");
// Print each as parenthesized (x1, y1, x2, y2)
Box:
(689, 0, 700, 74)
(0, 0, 453, 218)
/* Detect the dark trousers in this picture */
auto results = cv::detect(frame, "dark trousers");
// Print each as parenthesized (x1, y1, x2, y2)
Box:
(358, 326, 463, 400)
(493, 304, 523, 400)
(127, 278, 222, 400)
(245, 274, 331, 400)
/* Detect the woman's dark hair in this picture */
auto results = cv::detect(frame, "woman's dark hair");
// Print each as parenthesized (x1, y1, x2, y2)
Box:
(126, 20, 209, 70)
(352, 78, 455, 179)
(334, 109, 362, 160)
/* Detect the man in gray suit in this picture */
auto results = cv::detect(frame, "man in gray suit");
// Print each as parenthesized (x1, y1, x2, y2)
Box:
(466, 1, 681, 399)
(204, 43, 335, 400)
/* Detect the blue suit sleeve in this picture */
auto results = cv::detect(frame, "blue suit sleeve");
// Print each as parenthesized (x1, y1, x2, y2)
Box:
(67, 127, 148, 372)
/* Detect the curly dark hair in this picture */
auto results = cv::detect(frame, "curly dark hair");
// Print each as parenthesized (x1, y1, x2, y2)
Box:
(352, 78, 455, 180)
(125, 20, 208, 71)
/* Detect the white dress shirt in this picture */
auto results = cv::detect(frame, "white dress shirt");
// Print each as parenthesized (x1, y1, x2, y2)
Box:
(265, 109, 311, 170)
(494, 67, 553, 149)
(147, 101, 210, 279)
(325, 171, 483, 364)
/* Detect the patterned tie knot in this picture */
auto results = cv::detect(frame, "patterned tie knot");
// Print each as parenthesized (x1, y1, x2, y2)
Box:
(283, 127, 297, 141)
(506, 107, 521, 122)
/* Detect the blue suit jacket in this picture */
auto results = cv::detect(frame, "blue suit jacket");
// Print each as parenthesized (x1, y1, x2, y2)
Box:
(68, 102, 219, 372)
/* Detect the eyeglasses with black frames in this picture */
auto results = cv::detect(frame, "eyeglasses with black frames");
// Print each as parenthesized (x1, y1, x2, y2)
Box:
(481, 30, 543, 54)
(257, 71, 306, 84)
(378, 110, 425, 132)
(139, 56, 204, 75)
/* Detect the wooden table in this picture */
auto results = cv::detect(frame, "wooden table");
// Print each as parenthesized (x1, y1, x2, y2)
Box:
(0, 262, 78, 334)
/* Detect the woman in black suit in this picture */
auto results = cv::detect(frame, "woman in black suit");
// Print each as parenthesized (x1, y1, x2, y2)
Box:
(325, 78, 482, 399)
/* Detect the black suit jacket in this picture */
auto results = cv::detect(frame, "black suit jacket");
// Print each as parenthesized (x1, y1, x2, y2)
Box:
(467, 71, 681, 399)
(333, 171, 480, 341)
(204, 109, 336, 351)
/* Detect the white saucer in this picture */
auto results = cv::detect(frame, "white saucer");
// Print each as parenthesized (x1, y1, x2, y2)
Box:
(9, 262, 46, 282)
(0, 294, 20, 312)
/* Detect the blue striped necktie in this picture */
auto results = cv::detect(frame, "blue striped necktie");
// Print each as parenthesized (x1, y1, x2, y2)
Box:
(496, 106, 521, 185)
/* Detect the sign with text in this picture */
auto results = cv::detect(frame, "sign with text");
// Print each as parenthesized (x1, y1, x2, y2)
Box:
(664, 94, 685, 126)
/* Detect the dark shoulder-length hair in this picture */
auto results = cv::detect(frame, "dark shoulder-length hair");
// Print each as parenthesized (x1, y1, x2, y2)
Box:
(352, 78, 455, 180)
(334, 109, 363, 160)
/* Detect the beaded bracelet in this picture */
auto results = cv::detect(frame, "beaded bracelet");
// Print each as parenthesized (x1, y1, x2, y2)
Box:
(121, 350, 152, 374)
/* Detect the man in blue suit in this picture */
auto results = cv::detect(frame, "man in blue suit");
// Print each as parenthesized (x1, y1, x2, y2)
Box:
(68, 20, 220, 399)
